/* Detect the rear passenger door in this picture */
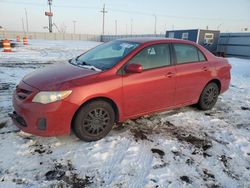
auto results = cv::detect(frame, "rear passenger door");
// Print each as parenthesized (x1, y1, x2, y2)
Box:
(173, 43, 212, 105)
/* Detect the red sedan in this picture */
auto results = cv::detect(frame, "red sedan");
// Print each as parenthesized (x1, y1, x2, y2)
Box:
(11, 38, 231, 141)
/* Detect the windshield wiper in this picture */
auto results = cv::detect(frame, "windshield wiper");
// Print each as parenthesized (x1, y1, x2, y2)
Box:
(77, 64, 102, 72)
(69, 58, 86, 66)
(71, 58, 102, 72)
(79, 61, 89, 66)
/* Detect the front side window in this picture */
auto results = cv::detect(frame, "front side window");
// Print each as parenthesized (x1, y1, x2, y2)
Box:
(127, 44, 171, 70)
(174, 44, 206, 64)
(71, 41, 139, 71)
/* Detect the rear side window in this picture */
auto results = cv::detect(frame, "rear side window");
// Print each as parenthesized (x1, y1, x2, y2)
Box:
(128, 44, 171, 70)
(173, 44, 206, 64)
(198, 50, 206, 61)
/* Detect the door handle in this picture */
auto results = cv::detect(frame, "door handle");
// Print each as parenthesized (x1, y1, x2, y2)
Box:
(165, 72, 175, 78)
(202, 67, 208, 71)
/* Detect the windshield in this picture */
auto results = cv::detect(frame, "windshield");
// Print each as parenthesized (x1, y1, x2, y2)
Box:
(70, 40, 139, 71)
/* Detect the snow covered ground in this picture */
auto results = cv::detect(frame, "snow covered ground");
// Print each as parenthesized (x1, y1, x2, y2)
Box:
(0, 40, 249, 188)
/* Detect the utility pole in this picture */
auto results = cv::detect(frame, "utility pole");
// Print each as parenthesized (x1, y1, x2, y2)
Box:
(73, 20, 77, 34)
(126, 24, 128, 35)
(100, 4, 107, 35)
(21, 17, 25, 34)
(45, 0, 53, 33)
(115, 20, 117, 35)
(154, 14, 157, 35)
(24, 8, 29, 33)
(130, 19, 133, 35)
(48, 0, 53, 33)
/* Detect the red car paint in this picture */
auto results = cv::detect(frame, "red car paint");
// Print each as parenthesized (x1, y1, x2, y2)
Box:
(11, 38, 231, 136)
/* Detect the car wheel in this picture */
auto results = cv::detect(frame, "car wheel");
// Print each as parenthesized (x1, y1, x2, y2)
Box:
(73, 100, 115, 142)
(198, 82, 219, 110)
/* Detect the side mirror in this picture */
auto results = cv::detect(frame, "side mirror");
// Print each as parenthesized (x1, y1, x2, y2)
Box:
(125, 64, 143, 73)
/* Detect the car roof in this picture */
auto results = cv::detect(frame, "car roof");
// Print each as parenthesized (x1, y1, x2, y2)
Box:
(117, 37, 190, 44)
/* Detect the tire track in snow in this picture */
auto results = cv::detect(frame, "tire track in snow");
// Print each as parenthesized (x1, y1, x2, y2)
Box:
(113, 142, 154, 188)
(100, 137, 132, 186)
(82, 135, 132, 186)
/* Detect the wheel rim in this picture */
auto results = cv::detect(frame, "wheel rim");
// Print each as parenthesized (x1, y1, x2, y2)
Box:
(203, 86, 218, 106)
(82, 108, 110, 135)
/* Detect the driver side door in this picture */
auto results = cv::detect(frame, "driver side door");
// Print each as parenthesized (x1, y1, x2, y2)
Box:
(122, 43, 176, 117)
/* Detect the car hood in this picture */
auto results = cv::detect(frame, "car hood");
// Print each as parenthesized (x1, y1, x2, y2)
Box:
(22, 63, 100, 90)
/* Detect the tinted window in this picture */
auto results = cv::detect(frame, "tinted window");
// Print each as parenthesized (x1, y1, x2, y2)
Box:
(198, 50, 206, 61)
(128, 44, 171, 70)
(174, 44, 199, 64)
(74, 41, 139, 70)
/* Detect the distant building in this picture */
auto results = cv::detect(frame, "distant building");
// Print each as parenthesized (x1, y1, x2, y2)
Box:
(0, 26, 4, 31)
(166, 29, 220, 54)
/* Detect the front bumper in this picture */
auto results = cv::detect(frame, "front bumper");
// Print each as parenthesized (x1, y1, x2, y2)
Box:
(11, 81, 78, 137)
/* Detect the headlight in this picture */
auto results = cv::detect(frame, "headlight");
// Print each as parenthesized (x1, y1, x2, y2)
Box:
(32, 90, 72, 104)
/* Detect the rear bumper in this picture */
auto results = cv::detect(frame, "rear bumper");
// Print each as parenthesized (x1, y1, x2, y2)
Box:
(220, 72, 231, 94)
(220, 80, 230, 94)
(11, 81, 78, 137)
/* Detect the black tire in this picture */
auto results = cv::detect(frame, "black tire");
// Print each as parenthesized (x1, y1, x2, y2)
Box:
(198, 82, 219, 110)
(73, 100, 115, 142)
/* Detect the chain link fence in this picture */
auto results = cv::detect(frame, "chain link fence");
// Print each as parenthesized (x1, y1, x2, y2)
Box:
(0, 31, 100, 41)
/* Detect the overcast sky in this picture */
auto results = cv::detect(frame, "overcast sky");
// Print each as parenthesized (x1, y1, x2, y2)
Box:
(0, 0, 249, 34)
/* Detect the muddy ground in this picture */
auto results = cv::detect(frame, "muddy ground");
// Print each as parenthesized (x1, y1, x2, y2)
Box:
(0, 43, 249, 187)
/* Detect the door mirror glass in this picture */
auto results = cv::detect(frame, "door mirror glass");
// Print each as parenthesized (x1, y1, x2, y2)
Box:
(125, 64, 143, 73)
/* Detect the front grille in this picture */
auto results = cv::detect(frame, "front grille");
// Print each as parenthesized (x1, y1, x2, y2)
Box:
(16, 86, 32, 100)
(10, 111, 27, 127)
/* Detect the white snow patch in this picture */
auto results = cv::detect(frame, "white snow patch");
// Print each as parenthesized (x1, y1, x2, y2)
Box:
(0, 40, 250, 187)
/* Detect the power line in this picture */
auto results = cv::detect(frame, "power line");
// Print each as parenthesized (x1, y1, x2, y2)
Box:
(53, 23, 60, 33)
(109, 7, 250, 22)
(0, 0, 44, 6)
(0, 1, 248, 23)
